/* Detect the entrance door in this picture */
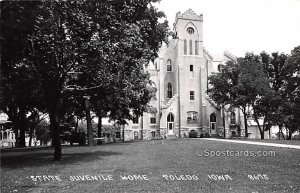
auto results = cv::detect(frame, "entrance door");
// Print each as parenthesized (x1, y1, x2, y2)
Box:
(167, 113, 174, 134)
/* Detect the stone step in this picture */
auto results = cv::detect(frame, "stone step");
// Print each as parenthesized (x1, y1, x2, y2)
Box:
(166, 133, 177, 139)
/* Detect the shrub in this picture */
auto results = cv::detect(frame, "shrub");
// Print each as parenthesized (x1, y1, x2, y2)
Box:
(189, 130, 198, 138)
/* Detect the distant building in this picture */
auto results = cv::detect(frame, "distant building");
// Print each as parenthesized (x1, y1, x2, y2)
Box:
(123, 9, 243, 140)
(0, 113, 16, 148)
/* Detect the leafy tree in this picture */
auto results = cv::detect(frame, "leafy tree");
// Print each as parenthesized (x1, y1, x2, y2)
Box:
(207, 61, 241, 137)
(24, 0, 168, 160)
(282, 46, 300, 139)
(0, 1, 44, 147)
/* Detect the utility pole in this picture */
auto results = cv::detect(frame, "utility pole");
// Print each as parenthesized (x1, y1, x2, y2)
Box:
(177, 61, 181, 138)
(140, 114, 143, 140)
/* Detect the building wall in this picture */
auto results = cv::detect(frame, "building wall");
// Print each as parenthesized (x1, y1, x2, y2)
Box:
(124, 9, 238, 140)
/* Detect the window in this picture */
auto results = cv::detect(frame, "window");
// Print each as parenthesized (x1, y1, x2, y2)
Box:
(230, 112, 236, 124)
(184, 39, 187, 54)
(210, 113, 216, 122)
(133, 116, 139, 124)
(116, 132, 120, 138)
(150, 114, 156, 124)
(210, 113, 216, 130)
(167, 59, 172, 71)
(190, 65, 193, 71)
(190, 91, 194, 100)
(189, 39, 193, 55)
(218, 64, 221, 72)
(187, 111, 198, 122)
(187, 27, 194, 35)
(167, 113, 174, 122)
(167, 83, 172, 98)
(195, 40, 198, 55)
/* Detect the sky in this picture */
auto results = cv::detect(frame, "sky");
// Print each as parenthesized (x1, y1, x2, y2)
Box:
(156, 0, 300, 57)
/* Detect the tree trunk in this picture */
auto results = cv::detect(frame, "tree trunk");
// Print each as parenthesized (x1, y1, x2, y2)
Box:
(140, 115, 143, 140)
(85, 98, 93, 146)
(287, 128, 292, 140)
(279, 126, 285, 140)
(19, 107, 27, 147)
(97, 114, 102, 138)
(253, 113, 264, 139)
(49, 102, 61, 161)
(122, 124, 125, 142)
(75, 116, 78, 133)
(222, 107, 226, 139)
(243, 110, 248, 138)
(13, 121, 19, 147)
(259, 128, 264, 139)
(29, 126, 34, 147)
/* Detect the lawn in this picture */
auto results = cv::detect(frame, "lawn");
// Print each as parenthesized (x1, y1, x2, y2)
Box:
(1, 139, 300, 193)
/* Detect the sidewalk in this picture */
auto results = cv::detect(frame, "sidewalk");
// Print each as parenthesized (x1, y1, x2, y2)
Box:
(201, 138, 300, 150)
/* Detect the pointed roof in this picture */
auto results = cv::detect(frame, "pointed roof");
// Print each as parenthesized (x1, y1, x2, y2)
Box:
(175, 9, 203, 21)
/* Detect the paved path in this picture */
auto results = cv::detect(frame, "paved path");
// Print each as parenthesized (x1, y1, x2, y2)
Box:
(201, 138, 300, 150)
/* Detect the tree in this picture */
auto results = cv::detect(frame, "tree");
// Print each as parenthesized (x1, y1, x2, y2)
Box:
(282, 46, 300, 139)
(208, 53, 275, 139)
(0, 1, 44, 147)
(25, 0, 168, 160)
(207, 61, 241, 137)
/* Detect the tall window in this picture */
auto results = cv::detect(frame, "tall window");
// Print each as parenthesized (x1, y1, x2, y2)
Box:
(190, 91, 194, 100)
(167, 83, 172, 98)
(133, 115, 139, 124)
(190, 65, 193, 71)
(167, 59, 172, 71)
(210, 113, 217, 130)
(184, 39, 187, 55)
(189, 39, 193, 55)
(195, 40, 198, 55)
(230, 112, 236, 124)
(150, 114, 156, 124)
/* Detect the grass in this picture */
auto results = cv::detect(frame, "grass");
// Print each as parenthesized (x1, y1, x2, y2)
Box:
(1, 139, 300, 193)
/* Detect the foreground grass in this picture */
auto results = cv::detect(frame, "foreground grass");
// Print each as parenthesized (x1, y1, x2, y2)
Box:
(1, 139, 300, 193)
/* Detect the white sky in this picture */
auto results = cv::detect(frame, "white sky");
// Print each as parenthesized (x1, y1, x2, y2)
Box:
(156, 0, 300, 57)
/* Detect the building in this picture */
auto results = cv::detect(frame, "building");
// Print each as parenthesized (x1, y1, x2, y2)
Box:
(123, 9, 242, 140)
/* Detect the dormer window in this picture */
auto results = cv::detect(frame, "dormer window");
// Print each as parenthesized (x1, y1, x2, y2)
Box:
(187, 27, 194, 35)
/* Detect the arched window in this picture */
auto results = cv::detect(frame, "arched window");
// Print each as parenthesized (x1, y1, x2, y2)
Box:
(187, 27, 194, 35)
(184, 39, 187, 55)
(167, 59, 172, 71)
(195, 40, 198, 55)
(167, 83, 172, 98)
(167, 113, 175, 132)
(167, 113, 174, 122)
(210, 113, 217, 130)
(230, 112, 236, 124)
(210, 113, 216, 122)
(189, 39, 193, 55)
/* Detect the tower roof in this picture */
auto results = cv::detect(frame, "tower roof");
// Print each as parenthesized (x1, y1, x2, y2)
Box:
(175, 9, 203, 22)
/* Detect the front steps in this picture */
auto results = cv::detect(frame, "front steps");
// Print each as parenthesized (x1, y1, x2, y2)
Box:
(166, 133, 177, 139)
